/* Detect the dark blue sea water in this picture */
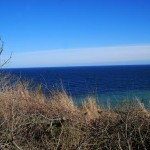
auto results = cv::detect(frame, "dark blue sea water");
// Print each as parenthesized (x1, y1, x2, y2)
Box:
(4, 65, 150, 107)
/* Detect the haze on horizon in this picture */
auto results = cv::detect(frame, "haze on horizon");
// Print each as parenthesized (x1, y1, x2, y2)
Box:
(0, 0, 150, 68)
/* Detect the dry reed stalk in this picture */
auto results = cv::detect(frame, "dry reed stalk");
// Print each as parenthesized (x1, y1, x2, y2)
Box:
(81, 96, 102, 122)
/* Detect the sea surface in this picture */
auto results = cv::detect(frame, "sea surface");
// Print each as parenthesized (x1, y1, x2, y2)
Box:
(3, 65, 150, 107)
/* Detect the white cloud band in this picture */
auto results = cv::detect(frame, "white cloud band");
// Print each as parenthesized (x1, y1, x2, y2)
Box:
(6, 45, 150, 68)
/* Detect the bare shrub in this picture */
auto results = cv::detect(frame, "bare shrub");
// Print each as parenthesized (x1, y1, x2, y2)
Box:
(0, 76, 150, 149)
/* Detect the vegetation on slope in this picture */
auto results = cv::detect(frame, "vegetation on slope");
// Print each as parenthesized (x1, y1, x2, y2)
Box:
(0, 76, 150, 150)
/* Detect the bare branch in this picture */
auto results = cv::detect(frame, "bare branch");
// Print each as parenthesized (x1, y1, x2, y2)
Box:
(0, 38, 12, 67)
(0, 38, 4, 55)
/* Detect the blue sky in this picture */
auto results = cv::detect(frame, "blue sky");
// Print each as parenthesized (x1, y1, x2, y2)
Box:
(0, 0, 150, 68)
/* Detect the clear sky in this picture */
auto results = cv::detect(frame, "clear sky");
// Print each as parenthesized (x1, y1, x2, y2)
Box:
(0, 0, 150, 68)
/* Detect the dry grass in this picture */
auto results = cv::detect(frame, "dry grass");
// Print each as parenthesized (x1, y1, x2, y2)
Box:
(0, 75, 150, 149)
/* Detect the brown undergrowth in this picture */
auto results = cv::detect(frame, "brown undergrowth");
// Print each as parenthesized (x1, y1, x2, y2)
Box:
(0, 76, 150, 149)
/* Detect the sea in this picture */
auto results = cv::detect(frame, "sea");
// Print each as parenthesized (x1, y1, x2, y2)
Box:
(3, 65, 150, 108)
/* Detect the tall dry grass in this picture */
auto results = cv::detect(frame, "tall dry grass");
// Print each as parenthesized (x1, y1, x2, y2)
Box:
(0, 75, 150, 149)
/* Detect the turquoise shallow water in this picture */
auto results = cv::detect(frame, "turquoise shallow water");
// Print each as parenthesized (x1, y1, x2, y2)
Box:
(72, 90, 150, 109)
(98, 90, 150, 108)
